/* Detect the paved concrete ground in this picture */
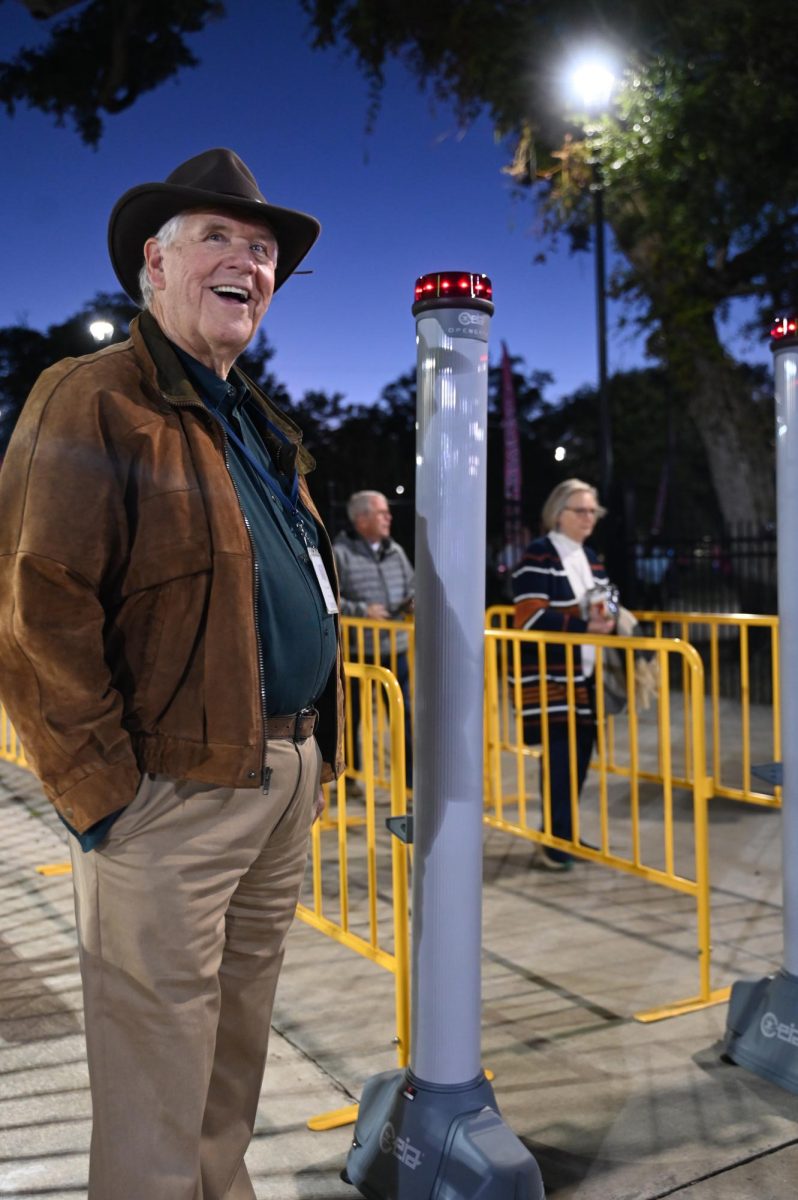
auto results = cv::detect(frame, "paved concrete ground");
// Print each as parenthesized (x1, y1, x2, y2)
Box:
(1, 698, 796, 1199)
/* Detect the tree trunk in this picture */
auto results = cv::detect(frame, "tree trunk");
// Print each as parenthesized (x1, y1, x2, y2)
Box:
(612, 218, 775, 532)
(661, 313, 774, 530)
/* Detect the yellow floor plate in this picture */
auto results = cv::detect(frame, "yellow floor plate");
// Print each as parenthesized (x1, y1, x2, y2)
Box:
(307, 1103, 359, 1132)
(634, 987, 731, 1023)
(35, 862, 72, 876)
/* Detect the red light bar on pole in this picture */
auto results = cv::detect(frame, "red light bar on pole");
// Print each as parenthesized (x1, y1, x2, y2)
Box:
(770, 315, 798, 341)
(414, 271, 493, 303)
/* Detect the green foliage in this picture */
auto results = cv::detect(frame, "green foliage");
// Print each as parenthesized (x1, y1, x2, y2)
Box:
(570, 16, 798, 336)
(304, 0, 798, 326)
(303, 0, 787, 527)
(0, 0, 224, 145)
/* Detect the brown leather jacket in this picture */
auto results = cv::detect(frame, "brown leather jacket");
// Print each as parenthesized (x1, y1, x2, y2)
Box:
(0, 312, 345, 833)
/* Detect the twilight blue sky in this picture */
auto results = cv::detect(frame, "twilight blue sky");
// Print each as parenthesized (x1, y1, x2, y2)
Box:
(2, 1, 767, 406)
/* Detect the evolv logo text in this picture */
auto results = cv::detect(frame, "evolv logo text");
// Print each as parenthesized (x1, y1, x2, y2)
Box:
(760, 1011, 798, 1046)
(379, 1121, 424, 1170)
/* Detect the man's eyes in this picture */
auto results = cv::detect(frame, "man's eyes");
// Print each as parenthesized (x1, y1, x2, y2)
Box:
(204, 232, 276, 262)
(251, 242, 277, 263)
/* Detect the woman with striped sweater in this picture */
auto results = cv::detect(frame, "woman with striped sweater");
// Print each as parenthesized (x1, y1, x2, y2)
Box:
(512, 479, 616, 870)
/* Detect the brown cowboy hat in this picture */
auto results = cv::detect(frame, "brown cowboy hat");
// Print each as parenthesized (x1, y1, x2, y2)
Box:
(108, 147, 321, 301)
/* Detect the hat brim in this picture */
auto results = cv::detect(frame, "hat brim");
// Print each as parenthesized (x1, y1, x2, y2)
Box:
(108, 182, 321, 302)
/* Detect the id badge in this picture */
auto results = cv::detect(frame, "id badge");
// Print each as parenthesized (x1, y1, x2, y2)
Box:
(307, 545, 339, 614)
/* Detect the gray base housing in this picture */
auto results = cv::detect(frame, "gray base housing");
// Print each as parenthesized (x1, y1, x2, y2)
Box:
(724, 970, 798, 1095)
(343, 1069, 545, 1199)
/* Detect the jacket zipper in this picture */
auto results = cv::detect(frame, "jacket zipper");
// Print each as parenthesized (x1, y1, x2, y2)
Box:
(223, 439, 271, 793)
(168, 396, 270, 792)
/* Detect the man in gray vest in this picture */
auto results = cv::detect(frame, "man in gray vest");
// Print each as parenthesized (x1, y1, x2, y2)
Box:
(334, 491, 414, 787)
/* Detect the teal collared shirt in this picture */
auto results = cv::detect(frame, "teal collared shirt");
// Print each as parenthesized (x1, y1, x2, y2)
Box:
(174, 347, 337, 717)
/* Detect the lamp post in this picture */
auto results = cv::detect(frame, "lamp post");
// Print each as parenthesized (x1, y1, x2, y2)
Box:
(569, 58, 615, 507)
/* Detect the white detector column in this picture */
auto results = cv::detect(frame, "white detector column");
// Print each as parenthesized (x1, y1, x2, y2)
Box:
(724, 315, 798, 1097)
(411, 271, 494, 1084)
(772, 320, 798, 975)
(343, 274, 544, 1198)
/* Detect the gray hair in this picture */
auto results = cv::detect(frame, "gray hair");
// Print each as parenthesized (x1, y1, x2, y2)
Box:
(347, 490, 386, 524)
(541, 478, 606, 532)
(136, 213, 189, 310)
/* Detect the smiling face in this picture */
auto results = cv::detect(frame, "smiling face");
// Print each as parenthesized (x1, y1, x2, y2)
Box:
(143, 209, 278, 377)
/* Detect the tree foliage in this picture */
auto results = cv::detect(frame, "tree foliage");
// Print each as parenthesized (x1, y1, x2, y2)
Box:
(1, 0, 223, 145)
(302, 0, 794, 528)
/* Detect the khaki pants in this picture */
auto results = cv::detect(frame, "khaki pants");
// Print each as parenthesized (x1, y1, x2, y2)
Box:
(70, 736, 321, 1200)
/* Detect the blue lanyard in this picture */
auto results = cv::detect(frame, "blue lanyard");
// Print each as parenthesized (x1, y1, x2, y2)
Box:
(205, 399, 306, 530)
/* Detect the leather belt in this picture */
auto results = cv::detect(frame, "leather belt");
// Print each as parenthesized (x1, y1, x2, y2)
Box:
(268, 707, 319, 742)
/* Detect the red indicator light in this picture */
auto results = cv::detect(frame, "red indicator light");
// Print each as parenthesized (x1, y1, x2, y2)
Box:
(413, 271, 494, 304)
(771, 315, 798, 339)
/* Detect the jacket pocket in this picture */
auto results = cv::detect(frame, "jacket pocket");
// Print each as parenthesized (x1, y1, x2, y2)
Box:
(115, 563, 212, 734)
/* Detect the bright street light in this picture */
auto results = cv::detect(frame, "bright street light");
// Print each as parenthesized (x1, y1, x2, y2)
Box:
(568, 57, 616, 112)
(554, 445, 566, 462)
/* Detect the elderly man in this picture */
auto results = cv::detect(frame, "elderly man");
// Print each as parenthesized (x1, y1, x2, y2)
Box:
(334, 491, 414, 787)
(0, 149, 343, 1199)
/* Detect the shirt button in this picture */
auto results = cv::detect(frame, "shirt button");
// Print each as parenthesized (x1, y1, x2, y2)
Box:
(63, 806, 74, 820)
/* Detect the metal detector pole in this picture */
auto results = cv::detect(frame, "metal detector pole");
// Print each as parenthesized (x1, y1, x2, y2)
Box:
(343, 273, 544, 1197)
(774, 321, 798, 977)
(410, 272, 492, 1083)
(724, 315, 798, 1093)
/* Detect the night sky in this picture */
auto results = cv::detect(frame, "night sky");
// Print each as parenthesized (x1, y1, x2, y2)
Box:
(1, 2, 765, 407)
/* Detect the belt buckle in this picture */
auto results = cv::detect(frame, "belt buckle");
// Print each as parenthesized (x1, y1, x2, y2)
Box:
(294, 706, 319, 742)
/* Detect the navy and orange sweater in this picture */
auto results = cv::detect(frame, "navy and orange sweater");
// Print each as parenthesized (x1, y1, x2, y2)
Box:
(511, 535, 608, 743)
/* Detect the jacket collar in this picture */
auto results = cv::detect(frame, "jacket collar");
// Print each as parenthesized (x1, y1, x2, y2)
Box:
(131, 311, 317, 475)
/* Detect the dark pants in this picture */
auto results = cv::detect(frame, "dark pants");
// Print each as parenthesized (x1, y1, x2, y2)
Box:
(539, 722, 595, 862)
(349, 649, 413, 787)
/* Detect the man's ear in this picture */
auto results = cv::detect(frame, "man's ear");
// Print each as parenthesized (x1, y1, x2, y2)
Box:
(143, 238, 166, 291)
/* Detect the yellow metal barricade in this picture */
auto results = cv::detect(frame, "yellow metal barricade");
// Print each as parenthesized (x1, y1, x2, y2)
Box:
(636, 611, 780, 809)
(484, 625, 726, 1021)
(297, 661, 411, 1130)
(487, 605, 781, 810)
(340, 615, 414, 790)
(0, 703, 30, 770)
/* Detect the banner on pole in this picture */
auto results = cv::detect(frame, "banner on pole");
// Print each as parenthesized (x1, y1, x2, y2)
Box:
(500, 342, 524, 573)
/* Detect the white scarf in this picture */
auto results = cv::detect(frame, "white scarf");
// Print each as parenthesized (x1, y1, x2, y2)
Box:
(548, 531, 596, 677)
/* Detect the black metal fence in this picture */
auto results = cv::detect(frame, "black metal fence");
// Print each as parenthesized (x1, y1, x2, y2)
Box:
(626, 526, 777, 703)
(625, 527, 777, 616)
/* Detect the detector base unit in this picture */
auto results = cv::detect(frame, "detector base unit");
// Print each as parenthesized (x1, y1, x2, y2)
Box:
(343, 1068, 545, 1199)
(724, 969, 798, 1095)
